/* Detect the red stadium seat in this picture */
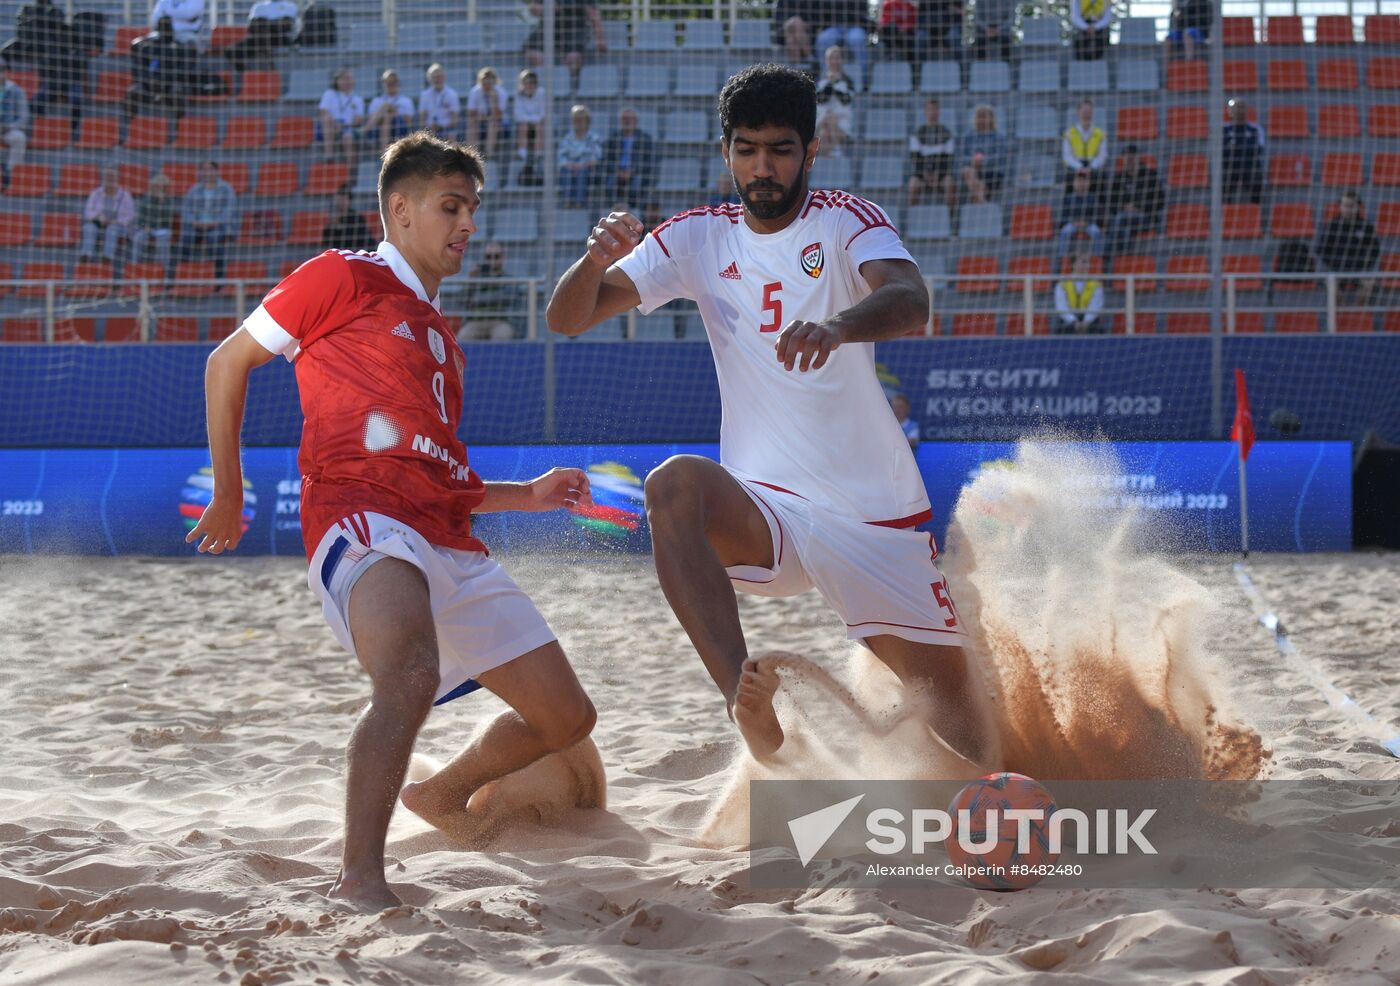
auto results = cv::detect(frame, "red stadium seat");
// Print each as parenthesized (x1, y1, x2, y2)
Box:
(170, 261, 217, 298)
(239, 210, 284, 245)
(363, 211, 384, 241)
(219, 162, 251, 195)
(1221, 17, 1255, 46)
(956, 256, 1000, 293)
(224, 116, 268, 149)
(111, 25, 145, 52)
(120, 262, 166, 296)
(1113, 255, 1157, 293)
(208, 318, 240, 341)
(210, 25, 248, 49)
(162, 162, 199, 194)
(1114, 312, 1156, 335)
(75, 115, 119, 149)
(125, 115, 169, 149)
(1369, 57, 1400, 89)
(270, 116, 315, 149)
(66, 261, 112, 299)
(1366, 15, 1400, 44)
(1223, 254, 1263, 291)
(1165, 255, 1209, 290)
(1009, 204, 1053, 241)
(1167, 61, 1206, 92)
(1224, 59, 1257, 90)
(1166, 205, 1209, 240)
(1270, 203, 1316, 238)
(287, 211, 329, 246)
(1222, 204, 1262, 238)
(35, 213, 79, 246)
(103, 318, 143, 342)
(0, 213, 31, 246)
(1379, 204, 1400, 236)
(154, 318, 201, 342)
(1318, 104, 1361, 137)
(1387, 312, 1400, 334)
(1168, 154, 1208, 188)
(1268, 104, 1309, 137)
(1336, 311, 1375, 333)
(1266, 59, 1308, 91)
(1321, 152, 1364, 187)
(1166, 313, 1210, 334)
(55, 163, 99, 196)
(305, 161, 350, 196)
(19, 261, 65, 297)
(1269, 154, 1312, 187)
(1317, 58, 1359, 91)
(174, 115, 218, 149)
(237, 70, 282, 102)
(1370, 104, 1400, 136)
(93, 70, 129, 103)
(951, 314, 999, 336)
(1230, 313, 1265, 334)
(1266, 16, 1303, 44)
(1315, 15, 1355, 44)
(1116, 106, 1158, 140)
(1373, 153, 1400, 185)
(0, 261, 11, 299)
(224, 261, 274, 295)
(1006, 255, 1052, 292)
(6, 163, 50, 197)
(29, 116, 70, 150)
(1166, 106, 1208, 139)
(254, 162, 299, 197)
(1274, 312, 1319, 333)
(1, 318, 44, 341)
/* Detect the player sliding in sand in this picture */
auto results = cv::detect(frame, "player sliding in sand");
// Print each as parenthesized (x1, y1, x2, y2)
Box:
(188, 133, 600, 910)
(548, 64, 990, 770)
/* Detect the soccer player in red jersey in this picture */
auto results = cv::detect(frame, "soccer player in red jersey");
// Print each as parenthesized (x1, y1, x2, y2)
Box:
(187, 133, 599, 909)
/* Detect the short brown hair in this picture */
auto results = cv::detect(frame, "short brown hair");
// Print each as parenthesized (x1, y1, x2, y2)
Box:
(378, 130, 485, 222)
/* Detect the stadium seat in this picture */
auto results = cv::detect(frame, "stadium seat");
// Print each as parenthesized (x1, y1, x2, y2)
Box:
(491, 208, 539, 244)
(1369, 58, 1400, 89)
(958, 203, 1002, 238)
(174, 115, 218, 148)
(1021, 18, 1061, 48)
(162, 162, 199, 194)
(1223, 204, 1262, 239)
(1010, 204, 1053, 241)
(1370, 104, 1400, 136)
(121, 262, 166, 296)
(1012, 104, 1055, 139)
(1166, 313, 1210, 334)
(955, 256, 1000, 293)
(1270, 202, 1316, 238)
(1374, 204, 1400, 236)
(305, 161, 349, 196)
(859, 156, 904, 191)
(5, 164, 51, 196)
(1268, 104, 1309, 137)
(1166, 255, 1209, 290)
(969, 61, 1011, 93)
(224, 261, 273, 294)
(364, 212, 384, 241)
(1274, 312, 1319, 333)
(1316, 16, 1354, 44)
(1166, 106, 1208, 139)
(238, 70, 282, 102)
(1116, 106, 1158, 140)
(812, 157, 852, 189)
(19, 262, 65, 297)
(633, 20, 677, 50)
(0, 213, 31, 246)
(1113, 255, 1157, 293)
(1387, 311, 1400, 333)
(919, 62, 960, 93)
(1266, 59, 1308, 91)
(1118, 18, 1157, 46)
(869, 62, 913, 94)
(36, 213, 78, 247)
(287, 211, 329, 246)
(663, 110, 709, 144)
(208, 318, 240, 341)
(219, 162, 250, 195)
(0, 260, 11, 299)
(1317, 59, 1359, 90)
(1167, 154, 1209, 188)
(1222, 17, 1255, 45)
(906, 205, 951, 240)
(1167, 61, 1206, 92)
(125, 115, 169, 149)
(170, 261, 216, 298)
(1366, 15, 1400, 44)
(55, 163, 99, 196)
(210, 25, 247, 49)
(1321, 152, 1363, 186)
(396, 20, 438, 51)
(1116, 312, 1156, 334)
(93, 70, 129, 104)
(224, 116, 268, 149)
(1, 319, 43, 341)
(625, 66, 669, 98)
(29, 116, 69, 150)
(253, 162, 298, 197)
(75, 115, 119, 149)
(1224, 59, 1257, 91)
(1373, 153, 1400, 185)
(1007, 255, 1052, 291)
(1318, 104, 1361, 137)
(1266, 16, 1304, 44)
(1269, 154, 1312, 186)
(952, 314, 999, 336)
(112, 25, 145, 52)
(154, 318, 201, 342)
(672, 62, 718, 97)
(576, 65, 621, 99)
(656, 158, 702, 191)
(1116, 59, 1158, 92)
(1336, 311, 1375, 333)
(1223, 254, 1263, 290)
(1058, 254, 1103, 276)
(863, 108, 908, 141)
(117, 163, 150, 195)
(1230, 313, 1266, 334)
(66, 261, 112, 299)
(102, 318, 143, 342)
(730, 20, 771, 50)
(1067, 61, 1108, 92)
(239, 210, 284, 245)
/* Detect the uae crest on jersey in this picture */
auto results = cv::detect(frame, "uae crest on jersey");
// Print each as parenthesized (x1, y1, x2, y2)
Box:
(427, 327, 447, 365)
(801, 241, 824, 279)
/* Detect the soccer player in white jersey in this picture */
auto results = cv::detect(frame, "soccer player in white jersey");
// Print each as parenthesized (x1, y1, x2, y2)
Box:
(547, 65, 990, 769)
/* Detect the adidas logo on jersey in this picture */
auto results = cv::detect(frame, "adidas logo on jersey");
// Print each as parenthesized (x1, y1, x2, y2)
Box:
(719, 261, 742, 280)
(391, 321, 416, 341)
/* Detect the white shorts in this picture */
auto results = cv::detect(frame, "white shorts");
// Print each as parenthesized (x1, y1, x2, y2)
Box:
(724, 475, 967, 647)
(308, 512, 558, 707)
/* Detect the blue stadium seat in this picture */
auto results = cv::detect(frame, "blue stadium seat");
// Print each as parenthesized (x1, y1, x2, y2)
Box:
(920, 62, 961, 93)
(286, 68, 326, 102)
(1019, 59, 1060, 94)
(662, 110, 710, 143)
(864, 107, 909, 140)
(673, 62, 720, 96)
(959, 203, 1004, 238)
(553, 209, 593, 243)
(345, 20, 382, 52)
(492, 20, 531, 53)
(731, 20, 772, 51)
(1021, 18, 1063, 48)
(577, 64, 622, 98)
(1068, 60, 1109, 91)
(353, 160, 379, 195)
(634, 20, 677, 51)
(869, 62, 913, 94)
(452, 23, 487, 54)
(811, 156, 853, 189)
(683, 20, 725, 50)
(1117, 59, 1160, 92)
(491, 208, 539, 244)
(656, 157, 703, 190)
(396, 21, 438, 51)
(625, 65, 670, 98)
(1118, 18, 1159, 46)
(602, 20, 629, 51)
(969, 61, 1011, 93)
(1014, 103, 1060, 139)
(860, 156, 906, 192)
(906, 205, 952, 240)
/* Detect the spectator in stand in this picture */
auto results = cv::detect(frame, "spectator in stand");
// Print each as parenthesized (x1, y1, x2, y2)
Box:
(1167, 0, 1212, 59)
(907, 96, 955, 209)
(150, 0, 205, 47)
(129, 15, 198, 112)
(317, 68, 364, 162)
(459, 242, 524, 341)
(708, 171, 740, 207)
(1056, 168, 1103, 263)
(815, 0, 871, 81)
(363, 70, 416, 150)
(131, 171, 175, 269)
(513, 69, 546, 186)
(815, 45, 856, 158)
(2, 0, 82, 116)
(877, 0, 919, 66)
(558, 103, 602, 207)
(79, 165, 136, 263)
(925, 1, 965, 60)
(1317, 190, 1382, 303)
(973, 0, 1014, 61)
(1105, 143, 1163, 262)
(465, 67, 507, 161)
(1, 62, 29, 188)
(1062, 97, 1108, 188)
(180, 160, 236, 277)
(1055, 252, 1106, 334)
(523, 0, 605, 77)
(958, 103, 1008, 204)
(1222, 97, 1264, 205)
(773, 0, 817, 71)
(228, 0, 298, 71)
(602, 106, 656, 214)
(1069, 0, 1112, 60)
(418, 63, 460, 140)
(891, 394, 920, 450)
(321, 184, 373, 251)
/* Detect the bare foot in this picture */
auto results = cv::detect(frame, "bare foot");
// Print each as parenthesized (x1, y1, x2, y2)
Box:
(400, 779, 465, 829)
(328, 869, 402, 911)
(733, 655, 784, 762)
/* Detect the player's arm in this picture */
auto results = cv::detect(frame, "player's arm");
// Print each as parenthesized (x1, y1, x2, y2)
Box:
(774, 258, 930, 372)
(545, 212, 645, 336)
(477, 469, 592, 512)
(185, 328, 279, 553)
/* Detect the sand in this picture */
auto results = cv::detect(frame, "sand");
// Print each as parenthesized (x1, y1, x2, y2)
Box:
(1, 537, 1398, 984)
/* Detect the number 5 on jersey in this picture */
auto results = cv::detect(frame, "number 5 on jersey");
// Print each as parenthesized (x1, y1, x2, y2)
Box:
(760, 281, 783, 333)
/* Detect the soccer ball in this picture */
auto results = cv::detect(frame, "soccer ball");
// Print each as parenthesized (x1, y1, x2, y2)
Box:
(946, 771, 1058, 891)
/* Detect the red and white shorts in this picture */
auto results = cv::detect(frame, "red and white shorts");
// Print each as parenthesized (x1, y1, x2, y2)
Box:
(308, 512, 558, 706)
(724, 475, 966, 646)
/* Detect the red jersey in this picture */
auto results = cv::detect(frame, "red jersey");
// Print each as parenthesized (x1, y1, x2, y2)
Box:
(242, 243, 487, 558)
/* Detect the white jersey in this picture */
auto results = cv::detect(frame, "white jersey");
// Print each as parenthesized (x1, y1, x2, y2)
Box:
(615, 189, 930, 526)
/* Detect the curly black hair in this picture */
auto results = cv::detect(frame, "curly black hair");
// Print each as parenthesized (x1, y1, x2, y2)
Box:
(717, 63, 816, 148)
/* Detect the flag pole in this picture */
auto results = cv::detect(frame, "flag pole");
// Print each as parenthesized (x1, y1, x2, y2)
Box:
(1231, 367, 1254, 558)
(1238, 451, 1249, 558)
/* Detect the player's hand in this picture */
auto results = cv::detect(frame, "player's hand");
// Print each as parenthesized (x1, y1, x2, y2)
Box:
(527, 467, 592, 511)
(185, 495, 245, 554)
(775, 320, 843, 372)
(585, 212, 644, 268)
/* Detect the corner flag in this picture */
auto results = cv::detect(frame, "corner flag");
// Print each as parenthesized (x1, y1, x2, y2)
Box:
(1231, 369, 1255, 461)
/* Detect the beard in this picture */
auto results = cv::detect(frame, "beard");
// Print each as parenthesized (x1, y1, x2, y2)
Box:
(737, 172, 806, 221)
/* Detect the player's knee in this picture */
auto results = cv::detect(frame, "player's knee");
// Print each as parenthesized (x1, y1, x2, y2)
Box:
(371, 647, 439, 714)
(536, 694, 596, 753)
(644, 456, 708, 524)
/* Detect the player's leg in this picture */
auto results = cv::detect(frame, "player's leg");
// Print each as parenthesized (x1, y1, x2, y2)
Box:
(399, 640, 596, 842)
(644, 454, 785, 756)
(332, 557, 441, 909)
(861, 635, 991, 772)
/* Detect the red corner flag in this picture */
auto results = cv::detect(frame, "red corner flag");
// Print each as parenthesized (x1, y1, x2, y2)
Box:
(1231, 368, 1255, 461)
